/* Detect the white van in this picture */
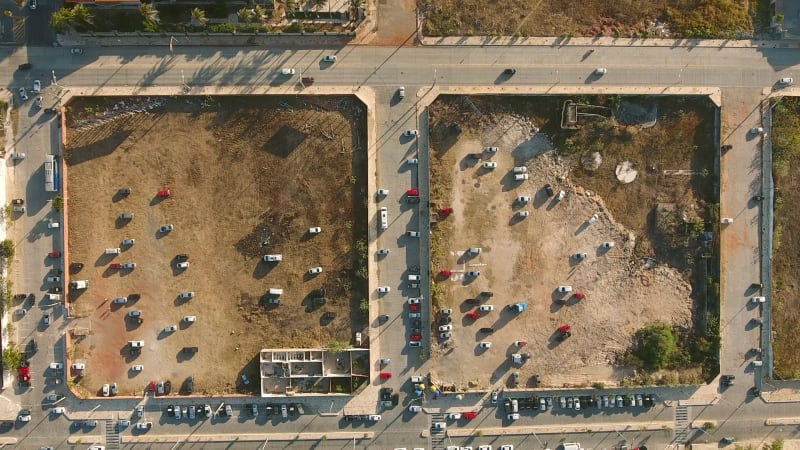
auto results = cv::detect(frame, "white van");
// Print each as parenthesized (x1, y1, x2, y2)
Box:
(47, 293, 62, 301)
(105, 248, 121, 254)
(268, 288, 283, 296)
(514, 174, 529, 181)
(512, 166, 527, 174)
(47, 222, 60, 229)
(263, 254, 282, 262)
(380, 207, 388, 230)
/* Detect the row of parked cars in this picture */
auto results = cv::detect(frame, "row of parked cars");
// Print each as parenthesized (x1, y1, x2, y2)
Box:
(506, 392, 657, 415)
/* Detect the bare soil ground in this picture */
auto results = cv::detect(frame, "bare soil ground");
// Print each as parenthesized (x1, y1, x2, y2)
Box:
(426, 95, 716, 389)
(419, 0, 755, 39)
(63, 96, 367, 397)
(770, 97, 800, 379)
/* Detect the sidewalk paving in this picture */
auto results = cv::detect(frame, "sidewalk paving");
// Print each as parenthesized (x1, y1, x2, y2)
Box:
(421, 421, 674, 438)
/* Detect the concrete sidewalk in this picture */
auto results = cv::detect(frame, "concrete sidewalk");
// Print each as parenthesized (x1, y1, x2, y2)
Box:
(421, 421, 674, 438)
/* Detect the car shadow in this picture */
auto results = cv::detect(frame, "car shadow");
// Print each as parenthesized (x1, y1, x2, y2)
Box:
(574, 221, 590, 235)
(124, 317, 142, 332)
(508, 213, 528, 226)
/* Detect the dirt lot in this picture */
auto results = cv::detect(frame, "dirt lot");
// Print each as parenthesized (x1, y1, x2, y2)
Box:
(419, 0, 756, 39)
(770, 97, 800, 379)
(426, 95, 716, 389)
(63, 96, 367, 397)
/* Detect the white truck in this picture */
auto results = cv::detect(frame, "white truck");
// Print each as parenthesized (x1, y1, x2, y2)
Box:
(70, 280, 89, 290)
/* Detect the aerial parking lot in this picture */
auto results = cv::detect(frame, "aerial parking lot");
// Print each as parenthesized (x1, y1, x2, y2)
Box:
(63, 96, 367, 396)
(426, 95, 717, 389)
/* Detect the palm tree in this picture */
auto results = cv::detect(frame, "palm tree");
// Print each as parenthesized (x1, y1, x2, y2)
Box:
(49, 8, 73, 33)
(71, 4, 94, 26)
(284, 0, 298, 19)
(312, 0, 326, 17)
(253, 5, 268, 24)
(139, 3, 159, 25)
(237, 7, 254, 23)
(191, 8, 208, 27)
(348, 0, 364, 20)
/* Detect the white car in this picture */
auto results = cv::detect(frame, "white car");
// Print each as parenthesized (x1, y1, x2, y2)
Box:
(46, 276, 60, 283)
(164, 325, 177, 333)
(122, 238, 135, 246)
(179, 292, 195, 299)
(29, 0, 36, 9)
(479, 305, 494, 312)
(448, 412, 461, 420)
(779, 77, 793, 85)
(112, 296, 128, 304)
(595, 67, 607, 75)
(466, 271, 481, 277)
(441, 308, 453, 315)
(407, 158, 419, 165)
(751, 296, 766, 303)
(176, 261, 189, 269)
(439, 324, 452, 332)
(512, 166, 527, 174)
(432, 422, 446, 430)
(479, 446, 493, 450)
(33, 80, 41, 92)
(478, 342, 492, 348)
(483, 162, 497, 169)
(404, 129, 419, 137)
(751, 127, 764, 134)
(517, 211, 529, 218)
(408, 298, 421, 304)
(18, 410, 31, 422)
(323, 55, 337, 62)
(127, 311, 142, 318)
(183, 315, 197, 323)
(135, 422, 152, 430)
(500, 446, 514, 450)
(377, 249, 390, 255)
(377, 189, 390, 196)
(308, 266, 323, 275)
(378, 286, 390, 293)
(122, 262, 136, 269)
(439, 332, 451, 339)
(102, 384, 110, 396)
(10, 152, 26, 160)
(368, 414, 381, 421)
(485, 146, 498, 153)
(408, 405, 421, 413)
(131, 365, 144, 371)
(573, 253, 587, 260)
(280, 68, 296, 75)
(129, 340, 144, 347)
(601, 242, 615, 249)
(514, 174, 529, 180)
(558, 285, 573, 293)
(18, 87, 28, 101)
(398, 86, 405, 98)
(51, 407, 65, 415)
(49, 362, 63, 369)
(309, 227, 322, 234)
(159, 224, 174, 233)
(407, 231, 421, 237)
(517, 196, 531, 203)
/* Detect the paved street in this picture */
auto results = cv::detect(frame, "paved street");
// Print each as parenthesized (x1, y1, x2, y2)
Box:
(0, 39, 797, 448)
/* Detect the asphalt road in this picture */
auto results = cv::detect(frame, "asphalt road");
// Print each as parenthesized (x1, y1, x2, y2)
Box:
(0, 42, 796, 449)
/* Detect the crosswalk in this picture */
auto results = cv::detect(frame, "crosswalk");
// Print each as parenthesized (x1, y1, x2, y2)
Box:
(429, 412, 448, 450)
(673, 405, 691, 443)
(104, 419, 121, 450)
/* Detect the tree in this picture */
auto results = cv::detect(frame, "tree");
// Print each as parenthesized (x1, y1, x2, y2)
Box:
(253, 5, 268, 24)
(139, 3, 159, 25)
(283, 0, 298, 19)
(359, 298, 369, 313)
(312, 0, 327, 16)
(52, 195, 63, 212)
(2, 345, 23, 371)
(49, 8, 73, 33)
(327, 339, 348, 354)
(0, 239, 14, 260)
(70, 4, 93, 27)
(191, 8, 208, 27)
(633, 323, 679, 370)
(237, 7, 254, 23)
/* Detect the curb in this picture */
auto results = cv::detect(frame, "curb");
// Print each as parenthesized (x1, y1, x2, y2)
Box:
(420, 421, 674, 438)
(419, 36, 799, 48)
(104, 431, 374, 444)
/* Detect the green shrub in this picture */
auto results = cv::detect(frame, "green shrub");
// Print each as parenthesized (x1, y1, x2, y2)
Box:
(0, 239, 14, 259)
(633, 322, 679, 370)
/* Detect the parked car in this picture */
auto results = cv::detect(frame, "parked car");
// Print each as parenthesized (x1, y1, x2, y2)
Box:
(377, 286, 390, 293)
(595, 67, 607, 75)
(102, 384, 110, 396)
(280, 68, 296, 75)
(483, 162, 497, 169)
(183, 315, 197, 323)
(179, 292, 195, 299)
(176, 261, 189, 269)
(466, 271, 481, 277)
(164, 325, 177, 333)
(18, 88, 28, 101)
(70, 47, 83, 55)
(407, 231, 421, 237)
(404, 129, 419, 137)
(122, 239, 135, 246)
(158, 189, 172, 198)
(122, 262, 136, 269)
(323, 55, 337, 62)
(308, 266, 323, 275)
(503, 68, 516, 75)
(135, 422, 152, 430)
(439, 325, 452, 332)
(479, 305, 494, 312)
(377, 249, 390, 255)
(159, 224, 174, 233)
(32, 80, 41, 92)
(544, 184, 554, 197)
(113, 297, 127, 304)
(478, 342, 492, 348)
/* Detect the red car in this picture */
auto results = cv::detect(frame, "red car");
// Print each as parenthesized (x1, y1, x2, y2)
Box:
(379, 372, 392, 380)
(438, 208, 453, 216)
(157, 189, 172, 198)
(465, 312, 479, 320)
(110, 263, 123, 269)
(407, 189, 420, 197)
(409, 304, 420, 312)
(410, 334, 422, 341)
(574, 293, 586, 300)
(48, 251, 61, 258)
(463, 411, 477, 420)
(440, 270, 453, 277)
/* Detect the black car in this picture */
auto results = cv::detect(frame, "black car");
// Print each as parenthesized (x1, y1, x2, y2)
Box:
(503, 68, 516, 75)
(176, 254, 189, 263)
(70, 262, 84, 271)
(18, 63, 32, 70)
(378, 314, 389, 323)
(721, 375, 735, 386)
(437, 317, 452, 325)
(479, 291, 494, 298)
(544, 184, 554, 197)
(43, 107, 58, 114)
(479, 327, 494, 334)
(164, 380, 172, 395)
(412, 319, 422, 328)
(184, 376, 194, 394)
(29, 339, 38, 353)
(721, 144, 733, 151)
